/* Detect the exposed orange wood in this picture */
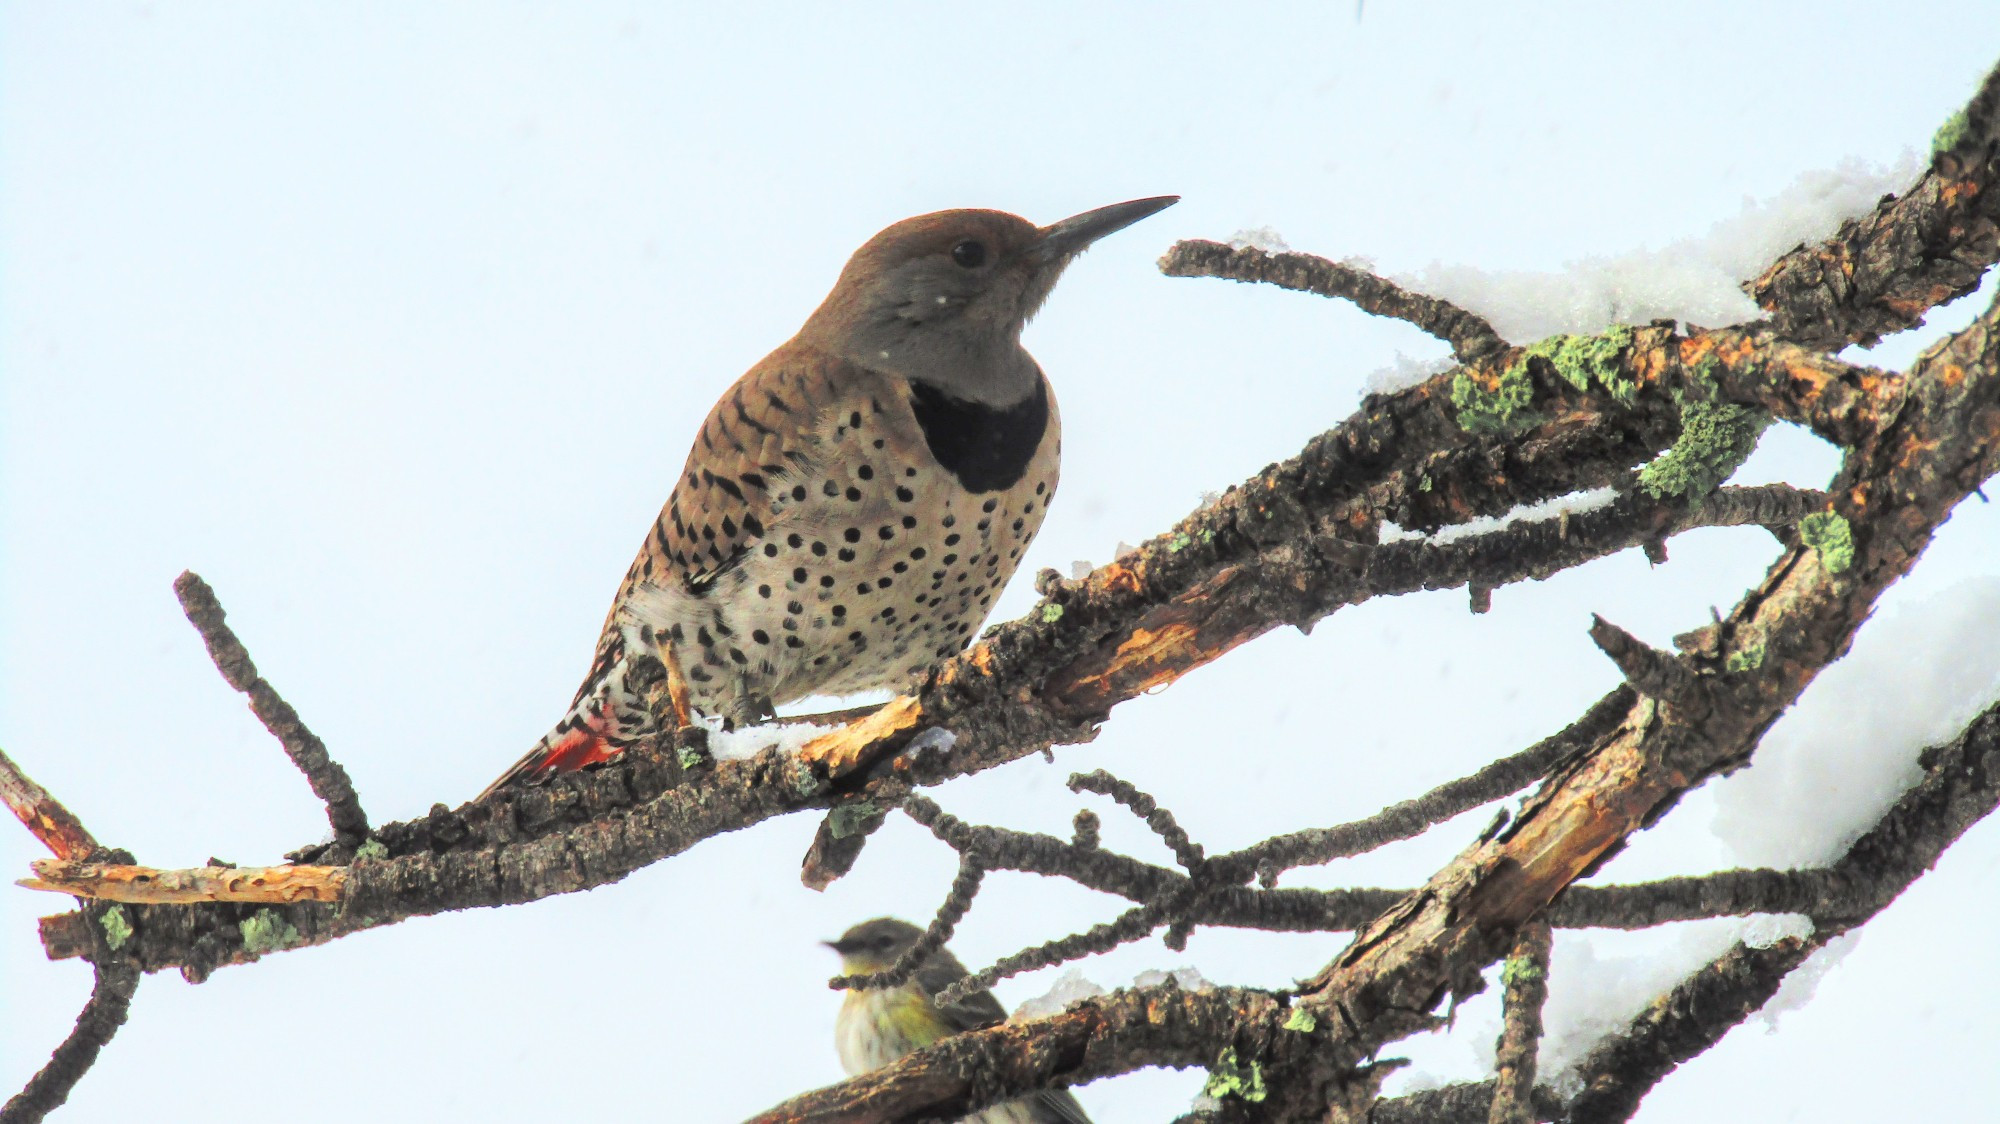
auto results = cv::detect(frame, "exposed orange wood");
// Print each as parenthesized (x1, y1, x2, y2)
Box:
(21, 861, 346, 905)
(0, 747, 99, 861)
(797, 695, 925, 778)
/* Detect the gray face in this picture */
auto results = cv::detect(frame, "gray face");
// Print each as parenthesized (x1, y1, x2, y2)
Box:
(826, 917, 925, 971)
(800, 198, 1178, 407)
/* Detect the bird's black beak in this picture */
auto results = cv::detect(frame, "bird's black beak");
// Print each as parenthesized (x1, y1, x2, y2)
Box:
(823, 938, 854, 955)
(1032, 195, 1179, 262)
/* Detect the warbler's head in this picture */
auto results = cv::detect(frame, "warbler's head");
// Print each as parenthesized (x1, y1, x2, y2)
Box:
(825, 916, 925, 975)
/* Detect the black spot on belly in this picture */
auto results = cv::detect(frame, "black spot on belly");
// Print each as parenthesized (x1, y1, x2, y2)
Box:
(908, 377, 1048, 493)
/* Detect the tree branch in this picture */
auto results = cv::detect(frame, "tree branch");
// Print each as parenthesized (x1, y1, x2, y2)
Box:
(173, 571, 369, 846)
(1159, 239, 1510, 363)
(1488, 920, 1552, 1124)
(749, 986, 1283, 1124)
(0, 748, 101, 862)
(0, 961, 140, 1124)
(1748, 61, 2000, 350)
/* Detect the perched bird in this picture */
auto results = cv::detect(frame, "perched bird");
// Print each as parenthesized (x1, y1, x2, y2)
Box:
(828, 917, 1090, 1124)
(481, 197, 1175, 797)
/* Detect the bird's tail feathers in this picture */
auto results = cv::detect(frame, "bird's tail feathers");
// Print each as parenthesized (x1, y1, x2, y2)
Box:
(476, 653, 665, 801)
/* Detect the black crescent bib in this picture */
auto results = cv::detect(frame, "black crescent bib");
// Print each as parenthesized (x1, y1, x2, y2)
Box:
(907, 377, 1048, 494)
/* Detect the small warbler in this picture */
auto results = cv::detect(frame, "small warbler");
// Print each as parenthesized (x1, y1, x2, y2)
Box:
(827, 917, 1090, 1124)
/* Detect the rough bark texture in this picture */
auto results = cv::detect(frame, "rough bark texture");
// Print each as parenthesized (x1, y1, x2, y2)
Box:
(0, 962, 139, 1124)
(0, 748, 100, 863)
(1487, 921, 1551, 1124)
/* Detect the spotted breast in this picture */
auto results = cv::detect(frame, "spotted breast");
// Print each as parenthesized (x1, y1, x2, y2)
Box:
(618, 344, 1060, 723)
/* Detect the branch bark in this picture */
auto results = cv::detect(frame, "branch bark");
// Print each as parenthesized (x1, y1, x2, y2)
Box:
(174, 571, 369, 847)
(0, 962, 140, 1124)
(0, 748, 100, 863)
(1488, 920, 1551, 1124)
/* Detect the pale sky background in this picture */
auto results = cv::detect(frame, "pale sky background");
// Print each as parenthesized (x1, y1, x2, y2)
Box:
(5, 4, 2000, 1121)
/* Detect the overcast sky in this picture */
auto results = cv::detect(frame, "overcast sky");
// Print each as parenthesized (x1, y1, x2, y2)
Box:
(5, 4, 1999, 1121)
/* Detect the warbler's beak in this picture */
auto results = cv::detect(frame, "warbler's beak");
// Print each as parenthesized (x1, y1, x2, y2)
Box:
(823, 938, 854, 955)
(1032, 195, 1179, 263)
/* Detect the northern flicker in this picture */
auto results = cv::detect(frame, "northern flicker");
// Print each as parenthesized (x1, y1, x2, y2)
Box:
(481, 197, 1176, 798)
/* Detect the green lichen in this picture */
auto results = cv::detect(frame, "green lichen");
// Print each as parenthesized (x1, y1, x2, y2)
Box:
(352, 839, 388, 862)
(1041, 603, 1065, 623)
(1638, 399, 1769, 502)
(1800, 511, 1855, 573)
(1166, 532, 1193, 553)
(1501, 954, 1545, 989)
(238, 909, 302, 955)
(1526, 324, 1638, 404)
(789, 768, 823, 799)
(1934, 109, 1969, 159)
(1450, 362, 1539, 435)
(99, 905, 132, 951)
(1724, 641, 1766, 673)
(678, 745, 709, 771)
(1282, 1007, 1317, 1033)
(1449, 323, 1636, 435)
(1683, 355, 1722, 395)
(828, 801, 880, 839)
(1202, 1048, 1268, 1103)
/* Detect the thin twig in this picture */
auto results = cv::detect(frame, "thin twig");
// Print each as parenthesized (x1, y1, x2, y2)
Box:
(173, 571, 369, 845)
(1160, 239, 1510, 363)
(0, 961, 141, 1124)
(1069, 770, 1206, 875)
(1217, 687, 1631, 882)
(935, 895, 1183, 1008)
(0, 747, 101, 862)
(829, 853, 984, 991)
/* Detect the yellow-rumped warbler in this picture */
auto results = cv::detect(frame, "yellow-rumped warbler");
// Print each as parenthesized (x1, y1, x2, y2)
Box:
(828, 918, 1090, 1124)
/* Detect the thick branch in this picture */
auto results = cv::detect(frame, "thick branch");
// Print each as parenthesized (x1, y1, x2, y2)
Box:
(174, 572, 369, 845)
(1748, 62, 2000, 349)
(749, 986, 1282, 1124)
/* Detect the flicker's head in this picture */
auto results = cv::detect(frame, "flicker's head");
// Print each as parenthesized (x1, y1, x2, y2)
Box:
(802, 197, 1177, 405)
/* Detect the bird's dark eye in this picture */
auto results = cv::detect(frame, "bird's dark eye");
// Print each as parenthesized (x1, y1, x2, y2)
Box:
(873, 936, 896, 951)
(951, 240, 987, 268)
